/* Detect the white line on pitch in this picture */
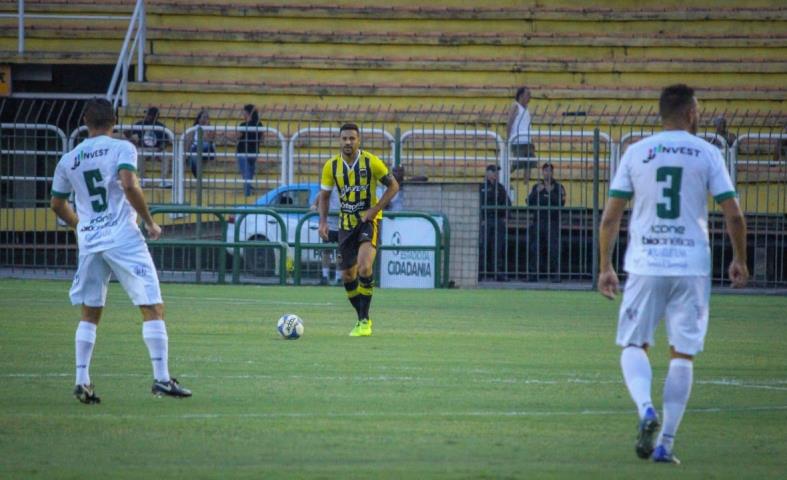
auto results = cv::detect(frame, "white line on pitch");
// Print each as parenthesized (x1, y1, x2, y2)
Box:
(5, 405, 787, 421)
(3, 372, 786, 390)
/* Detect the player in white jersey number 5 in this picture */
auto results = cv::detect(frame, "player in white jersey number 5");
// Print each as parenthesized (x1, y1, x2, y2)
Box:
(51, 99, 191, 403)
(598, 85, 748, 464)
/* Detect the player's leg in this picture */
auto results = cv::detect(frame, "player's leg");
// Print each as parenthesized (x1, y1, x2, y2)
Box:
(616, 274, 668, 459)
(102, 242, 191, 398)
(320, 238, 332, 285)
(69, 252, 111, 404)
(653, 276, 709, 464)
(353, 221, 378, 336)
(338, 229, 364, 322)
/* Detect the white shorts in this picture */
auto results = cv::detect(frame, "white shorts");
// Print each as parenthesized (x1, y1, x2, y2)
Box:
(616, 274, 710, 355)
(70, 241, 162, 307)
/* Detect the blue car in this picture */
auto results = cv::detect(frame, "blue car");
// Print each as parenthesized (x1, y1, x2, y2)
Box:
(226, 183, 324, 275)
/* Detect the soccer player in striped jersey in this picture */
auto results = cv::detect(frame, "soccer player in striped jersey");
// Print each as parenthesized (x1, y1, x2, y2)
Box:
(599, 84, 748, 464)
(317, 123, 399, 336)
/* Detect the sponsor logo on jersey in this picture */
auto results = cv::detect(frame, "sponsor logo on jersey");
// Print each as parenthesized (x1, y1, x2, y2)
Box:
(71, 148, 110, 170)
(650, 224, 686, 235)
(641, 236, 695, 247)
(643, 145, 701, 163)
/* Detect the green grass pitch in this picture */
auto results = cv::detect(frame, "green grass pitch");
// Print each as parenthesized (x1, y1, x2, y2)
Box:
(1, 278, 785, 479)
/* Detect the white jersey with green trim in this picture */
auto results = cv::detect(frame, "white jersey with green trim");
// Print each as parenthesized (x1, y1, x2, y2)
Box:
(51, 135, 145, 254)
(610, 130, 735, 276)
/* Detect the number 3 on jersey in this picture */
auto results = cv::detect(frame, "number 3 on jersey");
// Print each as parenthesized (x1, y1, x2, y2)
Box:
(83, 169, 108, 212)
(656, 166, 682, 219)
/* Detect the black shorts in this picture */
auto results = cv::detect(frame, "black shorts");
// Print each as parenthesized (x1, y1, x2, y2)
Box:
(336, 220, 378, 270)
(511, 143, 537, 170)
(322, 229, 339, 243)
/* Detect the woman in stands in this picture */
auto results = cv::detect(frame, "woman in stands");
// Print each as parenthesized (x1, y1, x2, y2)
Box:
(236, 104, 262, 197)
(187, 109, 216, 178)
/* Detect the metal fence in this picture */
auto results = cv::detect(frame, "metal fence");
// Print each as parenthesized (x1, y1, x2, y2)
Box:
(1, 98, 785, 287)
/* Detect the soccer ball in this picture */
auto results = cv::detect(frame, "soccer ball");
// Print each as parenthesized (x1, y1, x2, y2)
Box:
(277, 314, 304, 340)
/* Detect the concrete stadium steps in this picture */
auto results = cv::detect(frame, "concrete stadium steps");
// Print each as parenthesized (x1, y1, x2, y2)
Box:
(130, 1, 785, 111)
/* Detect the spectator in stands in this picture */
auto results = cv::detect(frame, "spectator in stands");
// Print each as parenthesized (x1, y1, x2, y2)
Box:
(774, 123, 787, 162)
(129, 106, 171, 187)
(236, 104, 263, 197)
(480, 164, 511, 282)
(527, 162, 566, 282)
(713, 116, 737, 147)
(186, 109, 216, 178)
(507, 87, 537, 179)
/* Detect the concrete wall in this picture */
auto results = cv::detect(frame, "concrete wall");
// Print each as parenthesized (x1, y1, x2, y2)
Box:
(401, 182, 480, 288)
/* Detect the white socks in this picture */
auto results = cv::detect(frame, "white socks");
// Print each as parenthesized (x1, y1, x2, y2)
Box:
(142, 320, 170, 383)
(620, 346, 654, 419)
(75, 321, 97, 386)
(658, 358, 694, 450)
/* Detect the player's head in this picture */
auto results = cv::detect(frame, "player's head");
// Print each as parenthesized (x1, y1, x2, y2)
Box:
(243, 104, 259, 124)
(515, 87, 531, 105)
(83, 98, 115, 131)
(339, 123, 360, 159)
(659, 84, 698, 134)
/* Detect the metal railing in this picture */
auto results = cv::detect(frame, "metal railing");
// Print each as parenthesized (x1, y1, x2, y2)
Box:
(106, 0, 146, 108)
(1, 101, 784, 288)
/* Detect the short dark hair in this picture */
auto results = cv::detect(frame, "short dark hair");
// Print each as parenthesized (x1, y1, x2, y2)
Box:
(83, 98, 115, 130)
(515, 87, 530, 100)
(339, 123, 359, 135)
(659, 84, 695, 122)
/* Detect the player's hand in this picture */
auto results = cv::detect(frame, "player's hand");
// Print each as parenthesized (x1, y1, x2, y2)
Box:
(145, 222, 162, 241)
(598, 269, 619, 300)
(361, 210, 375, 223)
(318, 223, 329, 241)
(728, 259, 749, 288)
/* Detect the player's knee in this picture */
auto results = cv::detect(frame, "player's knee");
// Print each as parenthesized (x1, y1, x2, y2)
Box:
(669, 345, 694, 360)
(140, 303, 164, 320)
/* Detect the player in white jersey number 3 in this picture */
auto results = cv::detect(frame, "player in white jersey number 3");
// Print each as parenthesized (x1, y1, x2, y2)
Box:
(598, 85, 748, 464)
(51, 99, 191, 403)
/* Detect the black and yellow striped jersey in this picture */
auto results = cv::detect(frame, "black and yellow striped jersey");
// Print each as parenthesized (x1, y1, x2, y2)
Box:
(320, 150, 390, 230)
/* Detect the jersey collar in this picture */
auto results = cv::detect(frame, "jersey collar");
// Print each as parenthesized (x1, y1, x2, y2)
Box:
(341, 150, 361, 170)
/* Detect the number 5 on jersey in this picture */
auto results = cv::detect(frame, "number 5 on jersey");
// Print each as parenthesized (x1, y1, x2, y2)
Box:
(83, 169, 108, 212)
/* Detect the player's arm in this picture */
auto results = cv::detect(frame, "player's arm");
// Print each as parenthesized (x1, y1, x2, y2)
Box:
(719, 197, 749, 288)
(598, 196, 627, 299)
(119, 169, 161, 241)
(363, 173, 399, 222)
(50, 196, 78, 229)
(317, 189, 331, 240)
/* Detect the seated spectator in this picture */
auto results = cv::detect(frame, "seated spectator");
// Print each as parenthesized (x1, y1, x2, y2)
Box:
(128, 106, 171, 187)
(186, 110, 216, 178)
(713, 116, 737, 148)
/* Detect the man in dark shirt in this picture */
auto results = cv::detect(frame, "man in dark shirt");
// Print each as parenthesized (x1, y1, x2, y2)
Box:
(480, 164, 511, 281)
(527, 162, 566, 282)
(129, 107, 170, 187)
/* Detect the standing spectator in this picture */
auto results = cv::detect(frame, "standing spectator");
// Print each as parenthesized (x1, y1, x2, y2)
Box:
(712, 116, 737, 147)
(377, 165, 406, 211)
(186, 110, 216, 178)
(507, 87, 537, 179)
(236, 104, 262, 197)
(480, 164, 511, 281)
(129, 106, 171, 187)
(527, 162, 566, 282)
